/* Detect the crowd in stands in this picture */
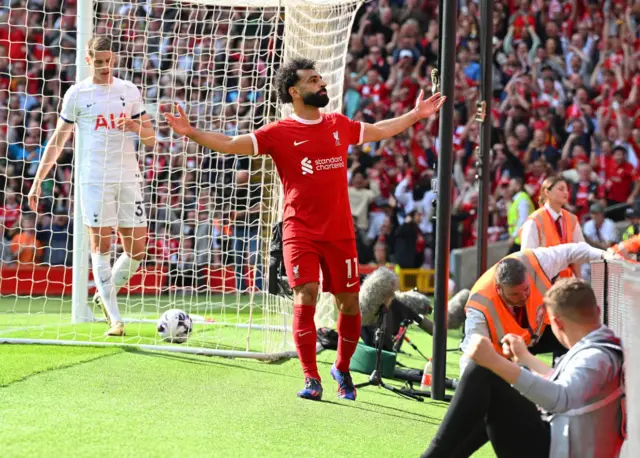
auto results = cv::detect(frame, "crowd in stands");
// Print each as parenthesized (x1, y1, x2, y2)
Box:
(1, 0, 640, 287)
(347, 0, 640, 268)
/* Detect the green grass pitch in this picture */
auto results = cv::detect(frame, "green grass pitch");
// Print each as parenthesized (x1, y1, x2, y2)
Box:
(0, 295, 497, 457)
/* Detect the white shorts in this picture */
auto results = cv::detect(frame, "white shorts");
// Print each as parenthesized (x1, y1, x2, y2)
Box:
(80, 182, 147, 228)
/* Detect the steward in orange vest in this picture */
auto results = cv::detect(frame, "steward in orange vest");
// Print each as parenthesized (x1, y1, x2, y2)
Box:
(520, 206, 580, 279)
(610, 234, 640, 261)
(466, 250, 552, 353)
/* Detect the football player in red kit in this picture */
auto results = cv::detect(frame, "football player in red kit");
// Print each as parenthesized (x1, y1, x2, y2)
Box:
(165, 58, 446, 401)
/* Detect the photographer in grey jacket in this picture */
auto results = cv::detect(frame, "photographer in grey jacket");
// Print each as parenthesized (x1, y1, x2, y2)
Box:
(422, 278, 624, 458)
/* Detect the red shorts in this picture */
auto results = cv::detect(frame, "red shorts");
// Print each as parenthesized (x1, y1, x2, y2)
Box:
(283, 238, 360, 294)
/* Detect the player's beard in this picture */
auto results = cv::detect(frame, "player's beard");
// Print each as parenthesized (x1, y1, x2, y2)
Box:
(302, 89, 330, 108)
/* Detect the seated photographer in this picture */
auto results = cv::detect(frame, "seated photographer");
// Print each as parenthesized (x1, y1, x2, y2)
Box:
(422, 279, 625, 458)
(360, 296, 432, 352)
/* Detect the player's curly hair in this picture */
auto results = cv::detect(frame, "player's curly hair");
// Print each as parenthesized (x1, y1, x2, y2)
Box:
(275, 58, 317, 104)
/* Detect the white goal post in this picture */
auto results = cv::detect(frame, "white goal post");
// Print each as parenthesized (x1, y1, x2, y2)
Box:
(0, 0, 363, 359)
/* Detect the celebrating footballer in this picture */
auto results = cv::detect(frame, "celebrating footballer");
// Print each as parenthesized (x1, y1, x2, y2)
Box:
(165, 58, 446, 401)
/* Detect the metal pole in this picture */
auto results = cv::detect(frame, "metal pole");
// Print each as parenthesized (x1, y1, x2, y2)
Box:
(72, 0, 93, 323)
(431, 0, 458, 401)
(476, 0, 494, 276)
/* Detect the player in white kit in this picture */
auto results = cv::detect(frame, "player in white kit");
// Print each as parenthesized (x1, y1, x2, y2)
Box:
(28, 37, 156, 336)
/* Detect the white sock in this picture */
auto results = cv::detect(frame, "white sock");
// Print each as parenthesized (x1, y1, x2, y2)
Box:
(111, 253, 142, 292)
(91, 252, 121, 323)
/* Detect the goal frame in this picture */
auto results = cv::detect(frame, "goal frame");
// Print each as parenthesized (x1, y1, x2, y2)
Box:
(0, 0, 364, 360)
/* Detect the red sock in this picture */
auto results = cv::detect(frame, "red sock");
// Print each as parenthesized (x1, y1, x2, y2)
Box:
(335, 312, 362, 373)
(293, 304, 320, 381)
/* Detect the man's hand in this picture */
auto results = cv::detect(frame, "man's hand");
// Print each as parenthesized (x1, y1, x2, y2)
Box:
(27, 182, 41, 212)
(116, 116, 142, 134)
(501, 334, 530, 363)
(602, 249, 623, 261)
(466, 334, 500, 368)
(414, 90, 446, 120)
(164, 104, 193, 137)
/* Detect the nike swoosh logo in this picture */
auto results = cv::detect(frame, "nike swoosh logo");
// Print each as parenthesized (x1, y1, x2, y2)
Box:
(298, 331, 312, 337)
(294, 140, 309, 146)
(347, 281, 359, 288)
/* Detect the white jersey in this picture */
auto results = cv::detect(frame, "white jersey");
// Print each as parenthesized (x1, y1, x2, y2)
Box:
(60, 77, 145, 184)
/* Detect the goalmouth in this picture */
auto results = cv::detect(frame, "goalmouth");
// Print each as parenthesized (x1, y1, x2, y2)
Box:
(0, 0, 363, 359)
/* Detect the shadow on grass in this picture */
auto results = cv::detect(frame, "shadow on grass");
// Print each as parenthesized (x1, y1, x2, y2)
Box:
(364, 388, 451, 408)
(320, 399, 443, 426)
(1, 349, 122, 388)
(123, 347, 300, 379)
(356, 399, 438, 418)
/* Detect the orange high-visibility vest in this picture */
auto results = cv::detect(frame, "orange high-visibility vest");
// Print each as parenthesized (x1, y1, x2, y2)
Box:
(612, 234, 640, 257)
(465, 250, 553, 353)
(521, 207, 579, 279)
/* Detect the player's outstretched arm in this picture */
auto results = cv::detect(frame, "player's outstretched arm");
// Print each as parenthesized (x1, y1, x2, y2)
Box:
(164, 104, 254, 156)
(361, 90, 446, 143)
(28, 118, 74, 212)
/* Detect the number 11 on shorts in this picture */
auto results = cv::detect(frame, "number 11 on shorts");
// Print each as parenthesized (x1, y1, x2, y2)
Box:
(345, 257, 359, 279)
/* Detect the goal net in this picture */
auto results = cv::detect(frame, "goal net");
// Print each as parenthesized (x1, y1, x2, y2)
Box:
(0, 0, 363, 358)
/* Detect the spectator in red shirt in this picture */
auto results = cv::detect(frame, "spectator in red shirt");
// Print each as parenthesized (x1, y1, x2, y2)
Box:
(0, 7, 28, 62)
(510, 2, 535, 41)
(524, 128, 560, 168)
(148, 226, 179, 264)
(561, 132, 590, 169)
(605, 146, 640, 221)
(459, 192, 479, 248)
(566, 162, 604, 223)
(506, 133, 527, 165)
(0, 190, 21, 234)
(357, 68, 391, 108)
(490, 143, 525, 191)
(525, 158, 550, 207)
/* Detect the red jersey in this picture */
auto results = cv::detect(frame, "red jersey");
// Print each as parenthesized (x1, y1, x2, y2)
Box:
(359, 83, 390, 107)
(0, 205, 20, 229)
(511, 14, 535, 40)
(605, 160, 637, 203)
(570, 180, 603, 222)
(149, 236, 179, 261)
(252, 113, 363, 241)
(526, 173, 546, 207)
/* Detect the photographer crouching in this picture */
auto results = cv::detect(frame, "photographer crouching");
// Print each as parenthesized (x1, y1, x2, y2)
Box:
(421, 278, 625, 458)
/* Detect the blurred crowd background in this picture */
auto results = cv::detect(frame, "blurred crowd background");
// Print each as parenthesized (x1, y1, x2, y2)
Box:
(1, 0, 640, 290)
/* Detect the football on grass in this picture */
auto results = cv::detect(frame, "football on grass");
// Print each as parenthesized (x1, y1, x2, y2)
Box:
(157, 309, 192, 344)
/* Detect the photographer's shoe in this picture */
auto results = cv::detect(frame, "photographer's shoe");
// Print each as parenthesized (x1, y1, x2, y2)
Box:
(331, 364, 357, 401)
(297, 377, 323, 401)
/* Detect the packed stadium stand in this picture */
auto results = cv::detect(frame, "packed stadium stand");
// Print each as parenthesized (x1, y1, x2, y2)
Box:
(1, 0, 640, 285)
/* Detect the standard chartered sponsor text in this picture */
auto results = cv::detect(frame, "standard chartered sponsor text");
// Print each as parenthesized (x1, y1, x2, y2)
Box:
(314, 156, 344, 171)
